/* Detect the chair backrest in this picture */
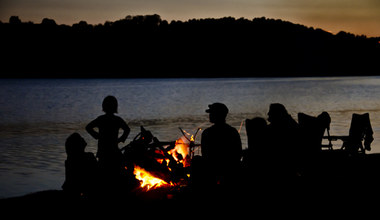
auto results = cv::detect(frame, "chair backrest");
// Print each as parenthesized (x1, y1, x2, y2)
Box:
(348, 113, 374, 151)
(298, 112, 331, 152)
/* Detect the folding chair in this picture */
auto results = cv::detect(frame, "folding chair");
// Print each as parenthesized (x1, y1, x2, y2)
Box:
(325, 113, 374, 155)
(298, 111, 332, 153)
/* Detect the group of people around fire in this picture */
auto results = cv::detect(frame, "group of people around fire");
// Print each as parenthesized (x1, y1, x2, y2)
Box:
(62, 95, 312, 197)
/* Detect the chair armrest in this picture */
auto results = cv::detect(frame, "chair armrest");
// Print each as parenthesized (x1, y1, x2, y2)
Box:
(322, 135, 349, 141)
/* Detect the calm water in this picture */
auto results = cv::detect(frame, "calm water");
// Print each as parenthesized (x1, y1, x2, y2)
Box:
(1, 77, 380, 198)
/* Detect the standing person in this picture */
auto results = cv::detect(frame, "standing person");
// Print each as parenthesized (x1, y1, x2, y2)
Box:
(201, 103, 242, 187)
(86, 96, 130, 186)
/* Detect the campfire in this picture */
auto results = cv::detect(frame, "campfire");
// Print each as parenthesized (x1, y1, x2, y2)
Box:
(122, 127, 200, 192)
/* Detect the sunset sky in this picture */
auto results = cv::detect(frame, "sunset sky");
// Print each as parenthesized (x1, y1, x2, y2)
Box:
(1, 0, 380, 37)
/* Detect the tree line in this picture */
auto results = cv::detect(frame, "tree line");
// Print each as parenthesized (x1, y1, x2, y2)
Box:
(1, 14, 380, 78)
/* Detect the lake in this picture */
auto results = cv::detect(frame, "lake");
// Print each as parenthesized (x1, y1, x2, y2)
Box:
(1, 77, 380, 198)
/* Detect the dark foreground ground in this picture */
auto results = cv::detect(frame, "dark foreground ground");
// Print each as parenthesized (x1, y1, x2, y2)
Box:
(2, 152, 380, 217)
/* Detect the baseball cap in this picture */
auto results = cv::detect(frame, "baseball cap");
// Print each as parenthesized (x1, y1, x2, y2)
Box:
(205, 103, 229, 115)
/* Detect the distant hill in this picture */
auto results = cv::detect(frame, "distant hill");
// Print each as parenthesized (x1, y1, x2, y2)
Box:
(1, 14, 379, 78)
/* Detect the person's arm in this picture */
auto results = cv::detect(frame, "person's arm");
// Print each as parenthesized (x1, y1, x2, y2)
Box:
(118, 119, 130, 143)
(86, 118, 100, 140)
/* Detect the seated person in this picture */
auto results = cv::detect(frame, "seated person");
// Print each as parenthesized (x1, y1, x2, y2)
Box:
(267, 103, 300, 177)
(201, 103, 242, 186)
(62, 133, 98, 197)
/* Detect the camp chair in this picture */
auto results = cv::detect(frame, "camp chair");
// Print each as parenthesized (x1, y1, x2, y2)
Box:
(298, 112, 332, 152)
(325, 113, 374, 155)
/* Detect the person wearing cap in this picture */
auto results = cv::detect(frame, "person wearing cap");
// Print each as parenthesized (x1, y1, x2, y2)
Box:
(201, 103, 242, 186)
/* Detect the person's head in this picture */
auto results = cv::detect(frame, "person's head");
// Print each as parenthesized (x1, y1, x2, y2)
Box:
(65, 133, 87, 156)
(206, 103, 229, 124)
(102, 95, 118, 114)
(268, 103, 288, 123)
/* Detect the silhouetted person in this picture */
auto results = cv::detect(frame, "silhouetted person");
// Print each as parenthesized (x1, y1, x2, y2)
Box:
(62, 133, 98, 198)
(201, 103, 242, 187)
(86, 96, 130, 185)
(267, 103, 300, 178)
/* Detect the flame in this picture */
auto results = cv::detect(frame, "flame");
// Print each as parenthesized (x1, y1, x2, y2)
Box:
(133, 165, 171, 191)
(174, 138, 190, 159)
(169, 137, 191, 167)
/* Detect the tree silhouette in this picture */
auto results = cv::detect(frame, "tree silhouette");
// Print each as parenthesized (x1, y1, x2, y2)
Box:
(0, 15, 379, 78)
(41, 18, 57, 26)
(9, 16, 21, 24)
